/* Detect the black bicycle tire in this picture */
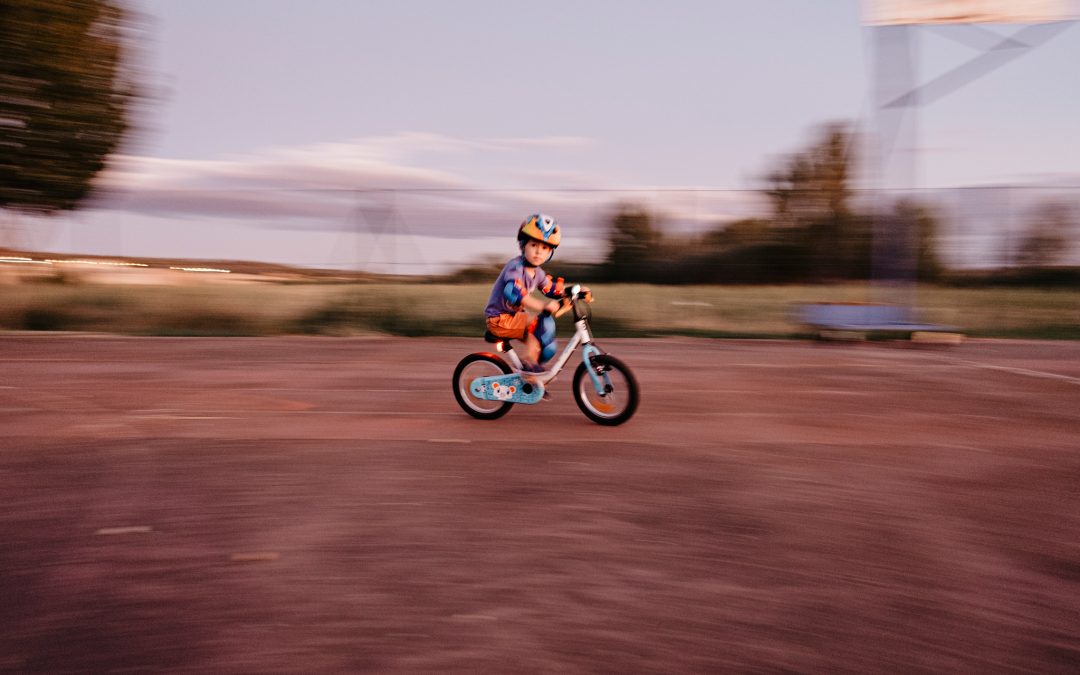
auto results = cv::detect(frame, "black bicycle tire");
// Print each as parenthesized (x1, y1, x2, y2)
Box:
(452, 352, 514, 420)
(572, 354, 639, 426)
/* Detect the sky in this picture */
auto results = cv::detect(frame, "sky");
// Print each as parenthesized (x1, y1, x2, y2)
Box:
(20, 1, 1080, 272)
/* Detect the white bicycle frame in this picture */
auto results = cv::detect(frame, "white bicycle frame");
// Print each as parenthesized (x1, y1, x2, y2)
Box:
(499, 314, 608, 395)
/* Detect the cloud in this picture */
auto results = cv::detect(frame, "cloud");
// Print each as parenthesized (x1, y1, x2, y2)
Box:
(43, 132, 773, 271)
(100, 132, 598, 190)
(87, 132, 760, 241)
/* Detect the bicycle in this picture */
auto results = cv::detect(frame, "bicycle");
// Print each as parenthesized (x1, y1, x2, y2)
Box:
(452, 285, 639, 426)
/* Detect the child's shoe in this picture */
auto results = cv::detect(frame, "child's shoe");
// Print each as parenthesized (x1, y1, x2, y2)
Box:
(520, 361, 546, 389)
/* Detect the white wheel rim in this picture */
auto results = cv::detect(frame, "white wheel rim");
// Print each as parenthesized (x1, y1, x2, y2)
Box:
(460, 361, 507, 414)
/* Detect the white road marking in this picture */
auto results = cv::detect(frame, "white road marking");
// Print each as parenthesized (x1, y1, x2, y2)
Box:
(133, 414, 235, 420)
(931, 357, 1080, 386)
(231, 387, 417, 393)
(230, 552, 280, 562)
(96, 526, 153, 535)
(797, 389, 870, 396)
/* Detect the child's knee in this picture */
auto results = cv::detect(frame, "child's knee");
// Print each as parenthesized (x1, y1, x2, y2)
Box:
(535, 315, 557, 363)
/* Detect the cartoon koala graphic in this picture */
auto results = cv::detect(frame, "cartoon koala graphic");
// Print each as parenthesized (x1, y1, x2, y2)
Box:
(490, 381, 516, 401)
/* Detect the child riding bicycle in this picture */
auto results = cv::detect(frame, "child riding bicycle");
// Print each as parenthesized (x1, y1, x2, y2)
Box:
(483, 213, 589, 373)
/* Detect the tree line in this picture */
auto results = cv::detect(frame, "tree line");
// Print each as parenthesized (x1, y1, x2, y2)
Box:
(596, 123, 1076, 286)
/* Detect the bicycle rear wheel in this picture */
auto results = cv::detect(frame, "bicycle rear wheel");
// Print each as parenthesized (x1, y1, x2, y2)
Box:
(453, 353, 513, 420)
(573, 354, 639, 426)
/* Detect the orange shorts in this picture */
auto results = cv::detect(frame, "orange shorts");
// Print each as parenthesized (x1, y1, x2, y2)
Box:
(486, 312, 536, 340)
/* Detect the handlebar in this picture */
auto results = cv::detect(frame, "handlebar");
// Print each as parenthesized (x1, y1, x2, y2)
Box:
(561, 284, 592, 301)
(551, 284, 592, 319)
(552, 299, 573, 319)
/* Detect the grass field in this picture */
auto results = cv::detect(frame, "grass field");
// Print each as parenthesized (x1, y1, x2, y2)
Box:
(1, 281, 1077, 339)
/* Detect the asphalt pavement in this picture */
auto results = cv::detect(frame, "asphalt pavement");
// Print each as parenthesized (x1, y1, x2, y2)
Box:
(2, 336, 1078, 672)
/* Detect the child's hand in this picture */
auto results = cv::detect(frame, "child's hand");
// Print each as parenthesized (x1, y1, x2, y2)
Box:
(545, 300, 561, 314)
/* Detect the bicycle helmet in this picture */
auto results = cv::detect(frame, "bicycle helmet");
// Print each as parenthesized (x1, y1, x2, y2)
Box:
(517, 213, 561, 250)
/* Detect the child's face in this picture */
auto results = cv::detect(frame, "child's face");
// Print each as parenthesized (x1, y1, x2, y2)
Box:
(522, 239, 553, 266)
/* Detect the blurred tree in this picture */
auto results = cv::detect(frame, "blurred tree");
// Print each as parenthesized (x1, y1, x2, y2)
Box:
(703, 218, 771, 250)
(0, 0, 136, 216)
(763, 122, 869, 279)
(603, 206, 662, 281)
(1016, 201, 1072, 268)
(893, 198, 942, 281)
(597, 121, 948, 284)
(764, 122, 853, 230)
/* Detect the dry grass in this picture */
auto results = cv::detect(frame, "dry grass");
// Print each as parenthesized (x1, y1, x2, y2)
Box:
(0, 280, 1077, 339)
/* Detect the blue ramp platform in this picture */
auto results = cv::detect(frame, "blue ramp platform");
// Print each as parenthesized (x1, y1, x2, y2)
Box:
(794, 303, 960, 340)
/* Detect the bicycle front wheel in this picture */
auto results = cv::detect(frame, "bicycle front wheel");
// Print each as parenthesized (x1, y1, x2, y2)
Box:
(573, 354, 639, 426)
(453, 353, 513, 420)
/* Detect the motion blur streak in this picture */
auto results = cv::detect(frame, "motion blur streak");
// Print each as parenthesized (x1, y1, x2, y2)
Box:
(1, 336, 1078, 671)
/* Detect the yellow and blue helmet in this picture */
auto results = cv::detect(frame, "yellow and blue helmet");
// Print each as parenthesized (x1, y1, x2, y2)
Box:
(517, 213, 561, 249)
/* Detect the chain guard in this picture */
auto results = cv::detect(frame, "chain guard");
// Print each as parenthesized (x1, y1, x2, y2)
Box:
(470, 373, 544, 405)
